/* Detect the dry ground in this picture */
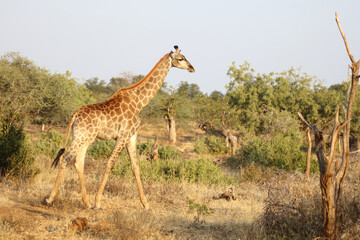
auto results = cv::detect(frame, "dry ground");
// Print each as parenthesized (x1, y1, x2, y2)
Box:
(0, 124, 266, 240)
(2, 124, 360, 239)
(0, 172, 266, 240)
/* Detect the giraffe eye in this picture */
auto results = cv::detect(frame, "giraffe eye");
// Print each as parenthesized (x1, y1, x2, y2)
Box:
(178, 59, 184, 61)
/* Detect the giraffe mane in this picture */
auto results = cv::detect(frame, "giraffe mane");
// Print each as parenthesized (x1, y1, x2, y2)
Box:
(109, 53, 170, 100)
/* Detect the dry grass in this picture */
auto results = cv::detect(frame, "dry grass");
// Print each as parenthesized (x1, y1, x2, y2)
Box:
(2, 125, 360, 239)
(259, 155, 360, 239)
(0, 142, 267, 240)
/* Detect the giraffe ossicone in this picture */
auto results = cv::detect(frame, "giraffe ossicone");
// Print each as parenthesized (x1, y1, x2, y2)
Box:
(44, 46, 194, 210)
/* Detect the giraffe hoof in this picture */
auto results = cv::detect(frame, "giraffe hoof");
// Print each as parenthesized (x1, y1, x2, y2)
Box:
(143, 203, 150, 210)
(92, 206, 103, 211)
(42, 197, 53, 206)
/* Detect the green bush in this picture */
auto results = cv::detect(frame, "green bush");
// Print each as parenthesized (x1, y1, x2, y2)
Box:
(87, 140, 116, 158)
(112, 157, 236, 185)
(136, 140, 154, 156)
(193, 137, 208, 155)
(34, 129, 64, 158)
(87, 140, 180, 160)
(0, 121, 39, 179)
(194, 136, 230, 155)
(158, 145, 181, 160)
(179, 158, 234, 184)
(236, 132, 315, 171)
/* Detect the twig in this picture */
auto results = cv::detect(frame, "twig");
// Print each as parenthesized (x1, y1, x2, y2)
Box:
(349, 149, 360, 155)
(297, 112, 312, 129)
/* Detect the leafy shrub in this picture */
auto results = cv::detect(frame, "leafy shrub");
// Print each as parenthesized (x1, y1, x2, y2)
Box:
(236, 131, 316, 172)
(136, 140, 154, 156)
(88, 140, 180, 161)
(34, 129, 64, 158)
(193, 137, 208, 155)
(183, 158, 235, 184)
(0, 120, 39, 179)
(194, 136, 230, 155)
(87, 140, 116, 158)
(158, 145, 181, 160)
(112, 157, 236, 185)
(239, 135, 300, 170)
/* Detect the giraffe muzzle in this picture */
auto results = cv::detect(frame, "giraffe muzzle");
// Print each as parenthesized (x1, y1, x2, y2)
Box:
(188, 65, 195, 72)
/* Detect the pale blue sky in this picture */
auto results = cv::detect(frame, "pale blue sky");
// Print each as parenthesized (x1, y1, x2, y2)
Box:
(1, 0, 359, 93)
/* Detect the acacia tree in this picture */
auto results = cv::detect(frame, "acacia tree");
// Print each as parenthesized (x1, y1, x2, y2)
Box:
(298, 13, 360, 239)
(161, 88, 179, 144)
(158, 82, 199, 144)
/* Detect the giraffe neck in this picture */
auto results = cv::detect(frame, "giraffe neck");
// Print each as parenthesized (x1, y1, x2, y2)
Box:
(110, 53, 172, 111)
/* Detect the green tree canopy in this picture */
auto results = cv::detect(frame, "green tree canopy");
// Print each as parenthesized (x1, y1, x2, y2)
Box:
(226, 61, 325, 134)
(0, 52, 93, 125)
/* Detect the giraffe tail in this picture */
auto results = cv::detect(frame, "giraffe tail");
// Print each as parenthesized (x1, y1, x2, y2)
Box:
(51, 111, 78, 168)
(51, 148, 65, 168)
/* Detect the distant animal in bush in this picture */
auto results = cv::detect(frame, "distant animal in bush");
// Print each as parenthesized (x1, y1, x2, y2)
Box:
(213, 187, 237, 201)
(44, 46, 195, 210)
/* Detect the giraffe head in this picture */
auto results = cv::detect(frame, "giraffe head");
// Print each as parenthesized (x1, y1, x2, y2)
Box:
(170, 45, 195, 72)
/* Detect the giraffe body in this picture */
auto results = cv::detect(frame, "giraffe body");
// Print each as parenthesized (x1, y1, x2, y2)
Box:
(45, 46, 194, 209)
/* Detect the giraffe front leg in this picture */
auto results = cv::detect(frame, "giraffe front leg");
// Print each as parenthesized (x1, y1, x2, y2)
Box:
(127, 133, 149, 210)
(94, 141, 124, 210)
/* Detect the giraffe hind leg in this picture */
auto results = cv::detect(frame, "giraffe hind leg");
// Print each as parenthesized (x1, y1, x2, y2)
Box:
(45, 151, 72, 206)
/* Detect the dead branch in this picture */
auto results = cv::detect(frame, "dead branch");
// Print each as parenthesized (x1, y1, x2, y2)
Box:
(304, 128, 312, 179)
(297, 112, 312, 129)
(335, 12, 355, 64)
(349, 149, 360, 155)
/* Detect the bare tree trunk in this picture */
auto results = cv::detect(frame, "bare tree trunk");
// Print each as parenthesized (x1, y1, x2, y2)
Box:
(305, 128, 312, 179)
(169, 116, 176, 144)
(315, 125, 338, 239)
(299, 108, 345, 240)
(226, 132, 239, 155)
(297, 12, 360, 239)
(165, 117, 170, 132)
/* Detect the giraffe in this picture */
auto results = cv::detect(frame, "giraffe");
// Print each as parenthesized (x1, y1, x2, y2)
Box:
(44, 46, 194, 210)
